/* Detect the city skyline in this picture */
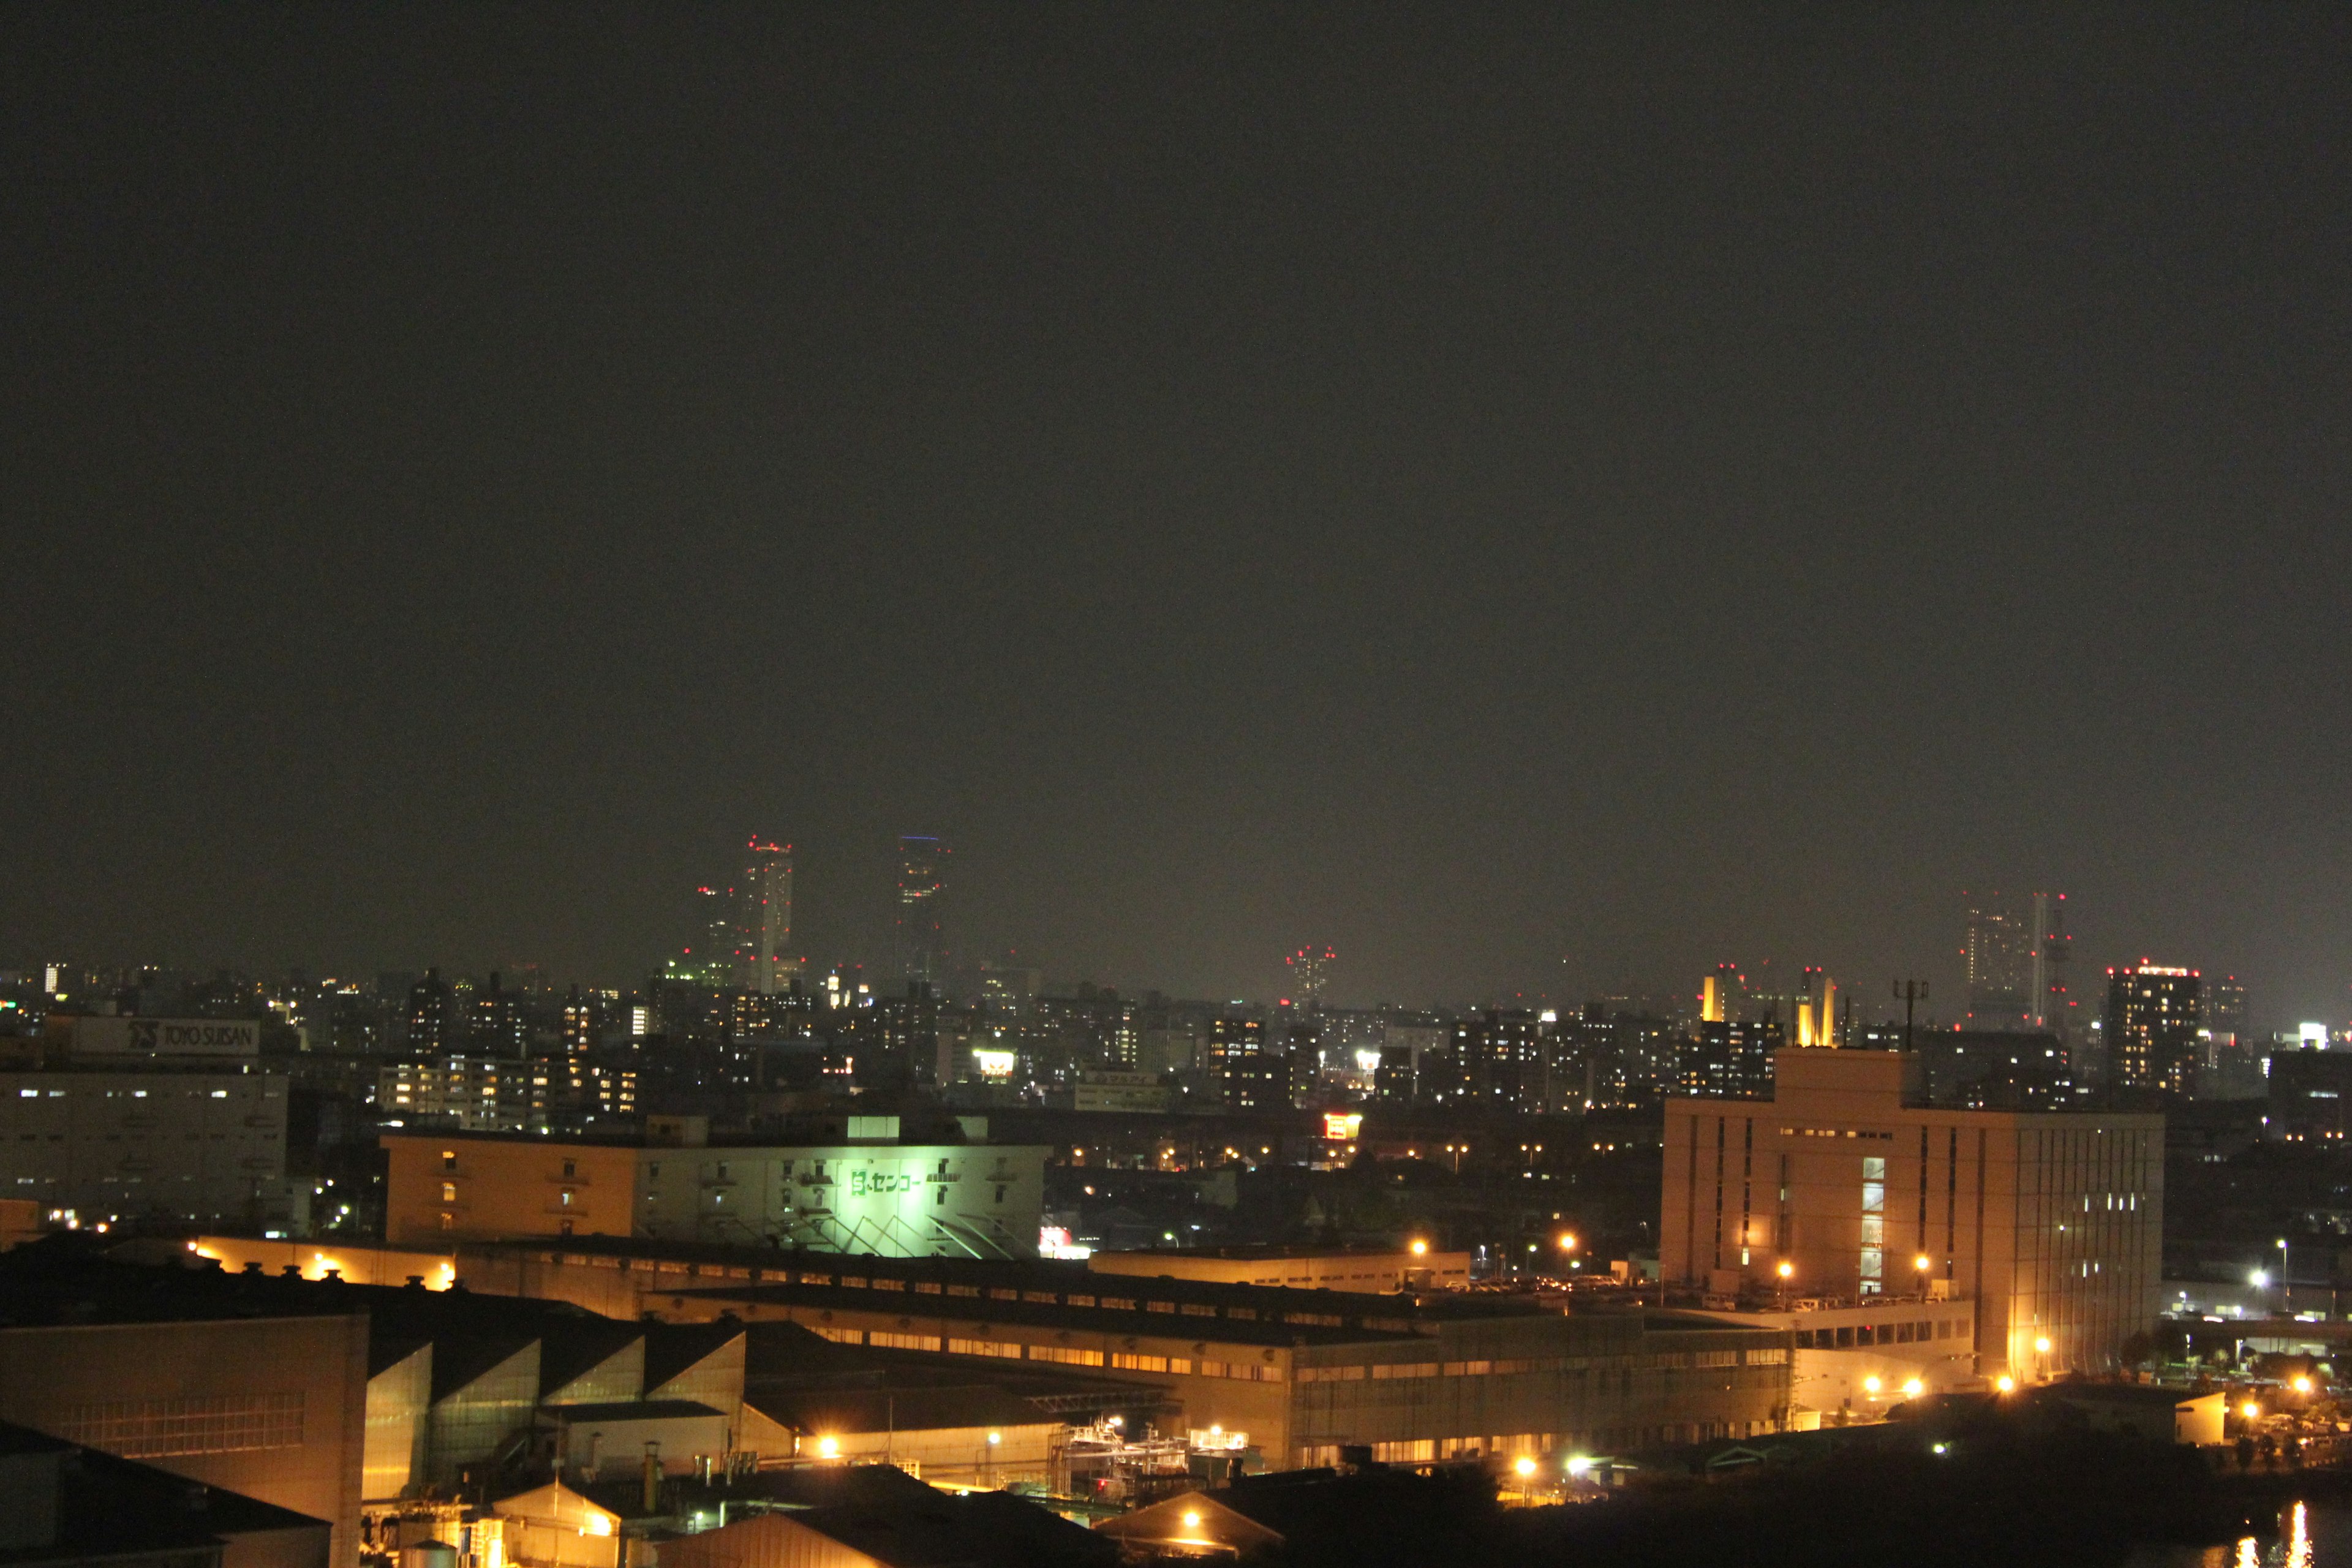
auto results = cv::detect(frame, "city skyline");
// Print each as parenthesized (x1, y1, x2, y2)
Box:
(9, 870, 2321, 1038)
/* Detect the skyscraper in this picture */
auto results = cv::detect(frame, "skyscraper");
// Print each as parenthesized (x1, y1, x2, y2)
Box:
(1284, 945, 1335, 1006)
(1963, 889, 2070, 1030)
(896, 835, 948, 990)
(736, 839, 795, 994)
(2104, 963, 2204, 1095)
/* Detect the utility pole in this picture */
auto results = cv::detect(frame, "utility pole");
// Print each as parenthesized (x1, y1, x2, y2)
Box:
(1893, 980, 1930, 1054)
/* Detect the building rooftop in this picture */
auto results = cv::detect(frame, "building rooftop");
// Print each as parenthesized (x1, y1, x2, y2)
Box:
(0, 1419, 328, 1567)
(1091, 1243, 1446, 1262)
(470, 1235, 1555, 1341)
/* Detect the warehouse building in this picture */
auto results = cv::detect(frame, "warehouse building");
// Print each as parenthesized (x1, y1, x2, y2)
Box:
(0, 1254, 371, 1568)
(381, 1120, 1045, 1259)
(448, 1238, 1794, 1469)
(1662, 1047, 2163, 1377)
(0, 1070, 291, 1227)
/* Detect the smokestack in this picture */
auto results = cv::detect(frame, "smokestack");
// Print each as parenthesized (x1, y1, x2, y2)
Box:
(1820, 978, 1838, 1047)
(1702, 977, 1722, 1025)
(642, 1444, 660, 1514)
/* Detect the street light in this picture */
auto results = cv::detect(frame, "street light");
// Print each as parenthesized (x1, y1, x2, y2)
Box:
(1996, 1375, 2016, 1393)
(1863, 1375, 1883, 1396)
(1513, 1456, 1538, 1479)
(2294, 1376, 2315, 1395)
(1558, 1233, 1578, 1254)
(1411, 1238, 1429, 1257)
(1902, 1378, 1924, 1399)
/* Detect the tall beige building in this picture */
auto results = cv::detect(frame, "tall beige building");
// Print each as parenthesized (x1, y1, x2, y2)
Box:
(1661, 1049, 2162, 1377)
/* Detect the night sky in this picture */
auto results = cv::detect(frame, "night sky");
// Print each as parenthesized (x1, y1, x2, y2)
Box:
(9, 8, 2352, 1022)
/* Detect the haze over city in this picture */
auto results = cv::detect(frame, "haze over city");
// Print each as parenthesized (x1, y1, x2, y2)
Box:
(11, 9, 2352, 1020)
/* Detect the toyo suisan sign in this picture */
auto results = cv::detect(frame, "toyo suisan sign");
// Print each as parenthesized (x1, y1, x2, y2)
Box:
(69, 1016, 260, 1058)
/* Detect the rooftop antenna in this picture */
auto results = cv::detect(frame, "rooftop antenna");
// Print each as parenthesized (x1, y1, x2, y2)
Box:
(1893, 979, 1931, 1054)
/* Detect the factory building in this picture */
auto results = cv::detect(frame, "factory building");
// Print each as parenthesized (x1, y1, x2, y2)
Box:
(441, 1238, 1794, 1469)
(1661, 1048, 2163, 1378)
(0, 1071, 290, 1227)
(380, 1120, 1046, 1260)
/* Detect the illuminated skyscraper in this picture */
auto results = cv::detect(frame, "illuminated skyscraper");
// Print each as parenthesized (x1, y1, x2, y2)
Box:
(2104, 963, 2204, 1095)
(1284, 946, 1335, 1006)
(1963, 890, 2070, 1030)
(736, 839, 795, 994)
(1700, 963, 1744, 1025)
(896, 835, 948, 990)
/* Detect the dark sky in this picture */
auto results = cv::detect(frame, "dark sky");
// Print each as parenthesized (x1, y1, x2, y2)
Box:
(9, 7, 2352, 1023)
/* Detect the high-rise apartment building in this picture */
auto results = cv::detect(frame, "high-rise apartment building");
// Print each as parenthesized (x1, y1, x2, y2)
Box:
(896, 835, 948, 990)
(1677, 1019, 1778, 1100)
(405, 969, 456, 1055)
(1201, 1015, 1263, 1065)
(2207, 976, 2249, 1036)
(736, 839, 796, 994)
(2103, 964, 2204, 1095)
(1449, 1009, 1545, 1110)
(1962, 890, 2071, 1031)
(470, 971, 527, 1058)
(561, 985, 594, 1055)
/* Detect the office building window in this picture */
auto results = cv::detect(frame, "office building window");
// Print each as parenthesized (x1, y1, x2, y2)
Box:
(1860, 1156, 1887, 1294)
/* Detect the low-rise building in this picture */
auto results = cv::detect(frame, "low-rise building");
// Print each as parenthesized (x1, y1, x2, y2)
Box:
(1683, 1297, 1977, 1421)
(443, 1238, 1795, 1469)
(0, 1257, 371, 1568)
(381, 1127, 1046, 1259)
